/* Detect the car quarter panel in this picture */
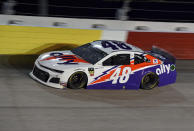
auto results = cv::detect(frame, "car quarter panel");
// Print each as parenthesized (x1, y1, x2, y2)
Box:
(86, 53, 176, 89)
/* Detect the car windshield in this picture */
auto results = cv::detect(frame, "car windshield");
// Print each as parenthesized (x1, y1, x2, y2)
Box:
(71, 43, 108, 64)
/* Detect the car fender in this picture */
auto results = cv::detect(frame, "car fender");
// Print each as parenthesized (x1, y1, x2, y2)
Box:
(60, 67, 89, 84)
(137, 65, 160, 86)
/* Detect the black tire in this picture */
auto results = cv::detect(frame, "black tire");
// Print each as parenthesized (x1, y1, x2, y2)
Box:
(140, 72, 159, 90)
(67, 71, 88, 89)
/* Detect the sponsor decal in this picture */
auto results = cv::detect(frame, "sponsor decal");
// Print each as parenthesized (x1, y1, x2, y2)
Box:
(90, 66, 131, 85)
(57, 60, 78, 65)
(170, 64, 176, 71)
(153, 59, 158, 64)
(89, 66, 118, 85)
(156, 64, 175, 75)
(41, 53, 88, 64)
(88, 68, 94, 76)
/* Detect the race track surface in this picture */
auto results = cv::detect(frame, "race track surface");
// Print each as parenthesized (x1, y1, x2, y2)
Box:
(0, 56, 194, 131)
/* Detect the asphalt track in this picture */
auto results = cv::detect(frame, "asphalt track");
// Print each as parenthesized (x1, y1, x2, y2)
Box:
(0, 55, 194, 131)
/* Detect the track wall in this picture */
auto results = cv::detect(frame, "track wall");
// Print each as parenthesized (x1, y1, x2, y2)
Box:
(0, 15, 194, 59)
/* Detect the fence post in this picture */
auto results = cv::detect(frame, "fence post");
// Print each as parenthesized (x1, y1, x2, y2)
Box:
(39, 0, 48, 16)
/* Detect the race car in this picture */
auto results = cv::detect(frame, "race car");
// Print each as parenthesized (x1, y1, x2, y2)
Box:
(30, 40, 176, 90)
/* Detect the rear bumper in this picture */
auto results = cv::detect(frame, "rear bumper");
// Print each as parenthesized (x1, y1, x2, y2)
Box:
(158, 63, 177, 87)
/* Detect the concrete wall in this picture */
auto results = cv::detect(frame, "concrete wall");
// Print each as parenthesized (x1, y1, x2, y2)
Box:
(0, 15, 194, 32)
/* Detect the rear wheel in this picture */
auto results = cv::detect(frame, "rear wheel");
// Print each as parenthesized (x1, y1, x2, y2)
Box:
(67, 71, 88, 89)
(140, 72, 158, 90)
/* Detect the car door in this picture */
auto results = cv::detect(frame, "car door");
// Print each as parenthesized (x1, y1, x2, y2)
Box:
(88, 53, 132, 89)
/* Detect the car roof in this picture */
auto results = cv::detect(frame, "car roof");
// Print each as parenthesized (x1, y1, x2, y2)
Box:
(90, 40, 144, 54)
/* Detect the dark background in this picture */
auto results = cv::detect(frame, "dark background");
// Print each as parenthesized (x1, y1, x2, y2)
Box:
(1, 0, 194, 22)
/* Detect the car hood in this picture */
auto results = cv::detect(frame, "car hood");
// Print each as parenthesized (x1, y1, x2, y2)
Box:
(37, 50, 92, 70)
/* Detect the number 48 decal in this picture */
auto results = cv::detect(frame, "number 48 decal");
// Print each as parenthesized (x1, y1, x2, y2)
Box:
(101, 41, 132, 50)
(110, 67, 131, 84)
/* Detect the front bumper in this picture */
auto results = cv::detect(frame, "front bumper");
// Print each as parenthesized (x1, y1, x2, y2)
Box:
(29, 61, 65, 89)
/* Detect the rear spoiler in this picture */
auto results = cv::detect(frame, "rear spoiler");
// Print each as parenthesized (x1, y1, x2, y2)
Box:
(149, 46, 176, 64)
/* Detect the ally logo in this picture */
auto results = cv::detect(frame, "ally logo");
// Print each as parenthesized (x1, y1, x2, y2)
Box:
(156, 64, 175, 75)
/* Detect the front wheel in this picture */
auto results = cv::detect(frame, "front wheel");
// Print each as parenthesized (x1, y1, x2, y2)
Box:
(140, 72, 159, 90)
(67, 71, 88, 89)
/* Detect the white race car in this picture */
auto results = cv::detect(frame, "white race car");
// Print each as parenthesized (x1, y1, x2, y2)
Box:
(30, 40, 176, 90)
